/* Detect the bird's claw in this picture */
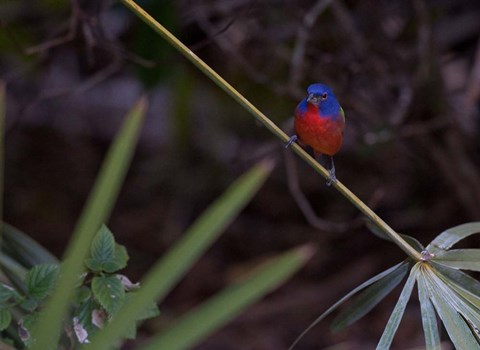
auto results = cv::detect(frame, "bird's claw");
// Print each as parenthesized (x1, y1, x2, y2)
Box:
(285, 135, 298, 149)
(326, 169, 337, 186)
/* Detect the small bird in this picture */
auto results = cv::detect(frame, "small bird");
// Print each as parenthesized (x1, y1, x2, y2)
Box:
(286, 83, 345, 185)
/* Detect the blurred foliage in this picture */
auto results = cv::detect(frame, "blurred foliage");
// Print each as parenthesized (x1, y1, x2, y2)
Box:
(1, 0, 480, 348)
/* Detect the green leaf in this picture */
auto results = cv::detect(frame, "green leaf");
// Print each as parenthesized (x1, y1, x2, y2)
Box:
(433, 249, 480, 271)
(376, 265, 417, 349)
(19, 313, 39, 346)
(25, 264, 59, 300)
(0, 308, 11, 330)
(332, 261, 409, 331)
(417, 272, 440, 349)
(75, 286, 92, 304)
(85, 226, 128, 273)
(91, 276, 125, 315)
(89, 161, 273, 349)
(30, 97, 146, 350)
(0, 283, 20, 306)
(288, 261, 409, 350)
(427, 222, 480, 254)
(86, 225, 116, 272)
(107, 244, 129, 273)
(432, 263, 480, 297)
(137, 245, 313, 350)
(20, 298, 39, 312)
(76, 297, 100, 338)
(424, 268, 480, 349)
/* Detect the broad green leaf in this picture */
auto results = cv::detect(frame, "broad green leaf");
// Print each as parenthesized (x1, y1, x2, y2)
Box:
(76, 297, 100, 339)
(417, 270, 440, 350)
(31, 97, 147, 350)
(424, 269, 480, 349)
(433, 249, 480, 271)
(85, 226, 128, 273)
(0, 308, 11, 330)
(86, 225, 116, 272)
(26, 264, 59, 300)
(89, 161, 274, 349)
(1, 223, 58, 266)
(107, 244, 129, 273)
(20, 298, 39, 312)
(332, 261, 409, 331)
(91, 276, 125, 315)
(137, 245, 313, 350)
(75, 286, 92, 304)
(427, 222, 480, 254)
(376, 265, 417, 349)
(288, 261, 409, 350)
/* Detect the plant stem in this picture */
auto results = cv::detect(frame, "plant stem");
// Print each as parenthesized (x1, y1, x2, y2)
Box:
(120, 0, 422, 262)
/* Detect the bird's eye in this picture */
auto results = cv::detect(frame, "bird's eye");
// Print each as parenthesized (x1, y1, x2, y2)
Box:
(320, 92, 328, 100)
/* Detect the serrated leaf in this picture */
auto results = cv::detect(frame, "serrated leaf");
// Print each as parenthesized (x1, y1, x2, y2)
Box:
(376, 265, 417, 349)
(0, 308, 12, 330)
(91, 276, 125, 315)
(76, 297, 101, 341)
(332, 261, 409, 331)
(25, 264, 59, 300)
(433, 249, 480, 271)
(86, 226, 116, 272)
(417, 271, 440, 349)
(103, 244, 129, 273)
(86, 228, 128, 273)
(427, 222, 480, 254)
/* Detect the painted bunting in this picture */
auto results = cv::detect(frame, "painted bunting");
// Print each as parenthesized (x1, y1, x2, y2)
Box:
(286, 83, 345, 185)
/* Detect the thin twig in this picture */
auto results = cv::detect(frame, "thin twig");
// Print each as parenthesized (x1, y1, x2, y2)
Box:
(120, 0, 422, 261)
(284, 151, 352, 232)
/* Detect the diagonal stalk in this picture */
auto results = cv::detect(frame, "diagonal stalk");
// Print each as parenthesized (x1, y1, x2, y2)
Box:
(120, 0, 422, 262)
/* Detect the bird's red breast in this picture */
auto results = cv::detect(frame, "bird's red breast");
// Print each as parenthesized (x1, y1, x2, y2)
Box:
(294, 102, 344, 156)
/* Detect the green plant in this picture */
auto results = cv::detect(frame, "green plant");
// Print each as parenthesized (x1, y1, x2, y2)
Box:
(118, 1, 480, 348)
(0, 225, 159, 347)
(0, 83, 311, 349)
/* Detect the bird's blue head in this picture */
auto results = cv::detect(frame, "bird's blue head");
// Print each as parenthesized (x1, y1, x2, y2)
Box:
(305, 83, 341, 116)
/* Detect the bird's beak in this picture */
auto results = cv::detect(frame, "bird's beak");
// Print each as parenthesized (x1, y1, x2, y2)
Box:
(307, 94, 318, 104)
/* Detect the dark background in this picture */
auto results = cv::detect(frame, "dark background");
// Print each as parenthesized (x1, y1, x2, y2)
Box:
(2, 0, 480, 348)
